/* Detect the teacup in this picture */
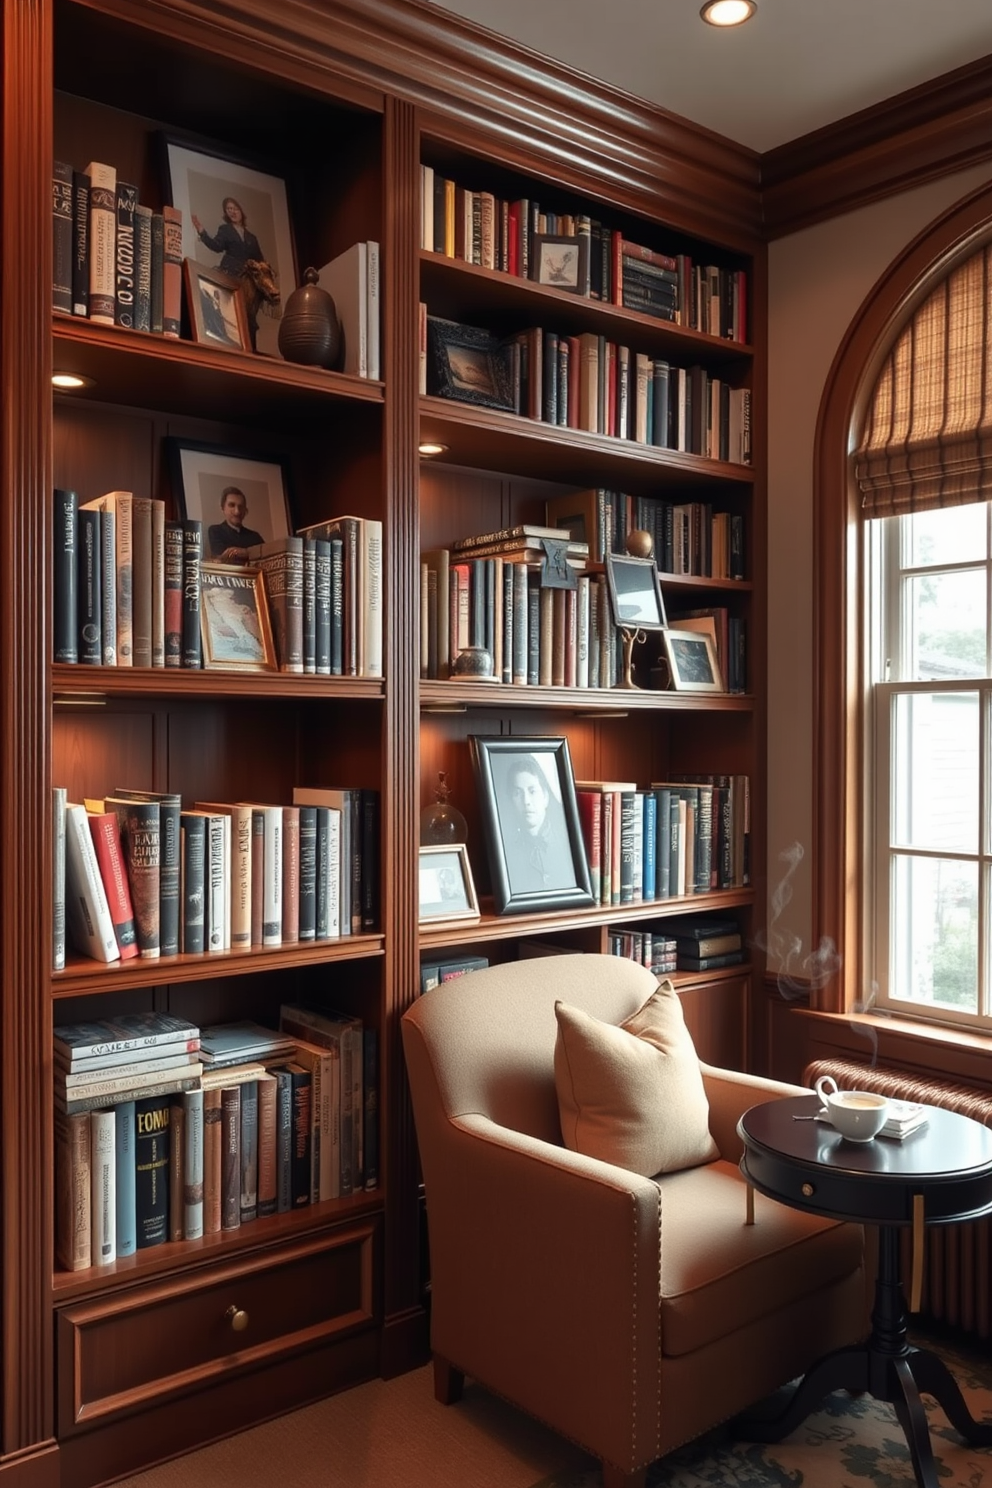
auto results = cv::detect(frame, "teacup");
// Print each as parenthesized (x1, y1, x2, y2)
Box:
(814, 1074, 889, 1142)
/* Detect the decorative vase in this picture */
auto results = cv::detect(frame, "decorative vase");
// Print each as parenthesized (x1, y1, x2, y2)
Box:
(452, 644, 497, 679)
(420, 771, 468, 845)
(277, 267, 342, 369)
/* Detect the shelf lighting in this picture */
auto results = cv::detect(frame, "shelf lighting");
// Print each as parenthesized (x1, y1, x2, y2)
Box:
(52, 372, 94, 390)
(700, 0, 756, 25)
(419, 441, 449, 457)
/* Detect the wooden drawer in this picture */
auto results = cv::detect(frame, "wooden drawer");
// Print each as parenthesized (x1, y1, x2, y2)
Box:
(57, 1221, 378, 1433)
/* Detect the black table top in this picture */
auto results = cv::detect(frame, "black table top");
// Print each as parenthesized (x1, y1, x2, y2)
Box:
(738, 1094, 992, 1226)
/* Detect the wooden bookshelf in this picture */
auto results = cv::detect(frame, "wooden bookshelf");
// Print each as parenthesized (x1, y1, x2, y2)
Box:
(0, 0, 765, 1482)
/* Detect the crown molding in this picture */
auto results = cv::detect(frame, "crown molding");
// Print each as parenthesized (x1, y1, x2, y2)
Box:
(760, 52, 992, 239)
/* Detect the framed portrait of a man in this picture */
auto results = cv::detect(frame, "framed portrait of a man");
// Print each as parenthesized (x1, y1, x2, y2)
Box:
(469, 735, 593, 915)
(167, 438, 293, 565)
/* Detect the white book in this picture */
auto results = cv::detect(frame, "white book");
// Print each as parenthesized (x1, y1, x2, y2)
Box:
(64, 802, 121, 963)
(293, 789, 348, 936)
(261, 804, 283, 946)
(362, 517, 383, 679)
(183, 1088, 204, 1240)
(317, 242, 367, 377)
(366, 240, 380, 380)
(205, 814, 226, 953)
(90, 1108, 116, 1266)
(53, 786, 67, 972)
(62, 1050, 199, 1088)
(78, 494, 118, 664)
(577, 576, 590, 689)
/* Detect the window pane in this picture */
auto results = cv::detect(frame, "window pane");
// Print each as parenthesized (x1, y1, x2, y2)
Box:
(891, 855, 978, 1014)
(904, 568, 986, 680)
(892, 692, 979, 853)
(906, 504, 987, 567)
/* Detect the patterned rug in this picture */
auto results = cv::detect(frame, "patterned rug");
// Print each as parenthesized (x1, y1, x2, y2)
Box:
(531, 1334, 992, 1487)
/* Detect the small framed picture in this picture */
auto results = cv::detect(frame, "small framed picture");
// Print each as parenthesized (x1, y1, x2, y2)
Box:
(184, 260, 250, 352)
(199, 563, 277, 671)
(605, 554, 668, 631)
(162, 133, 296, 358)
(529, 233, 589, 296)
(469, 735, 594, 916)
(427, 317, 515, 412)
(661, 628, 724, 692)
(167, 439, 292, 564)
(418, 844, 481, 927)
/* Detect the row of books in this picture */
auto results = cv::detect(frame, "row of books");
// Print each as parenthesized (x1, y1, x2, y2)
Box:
(419, 954, 490, 992)
(419, 166, 747, 340)
(54, 1009, 378, 1271)
(576, 776, 751, 907)
(607, 929, 678, 975)
(52, 158, 182, 334)
(421, 552, 624, 688)
(53, 489, 383, 679)
(52, 785, 379, 970)
(546, 487, 746, 580)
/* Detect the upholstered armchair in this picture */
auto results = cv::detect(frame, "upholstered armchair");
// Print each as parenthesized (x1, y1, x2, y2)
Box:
(401, 953, 866, 1488)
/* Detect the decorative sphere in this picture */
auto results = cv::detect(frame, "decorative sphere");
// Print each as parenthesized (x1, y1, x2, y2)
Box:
(626, 528, 654, 559)
(420, 771, 468, 845)
(277, 267, 342, 369)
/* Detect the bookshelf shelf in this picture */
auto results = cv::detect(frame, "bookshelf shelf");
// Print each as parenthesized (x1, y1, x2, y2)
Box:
(419, 395, 753, 493)
(52, 934, 385, 998)
(51, 665, 386, 703)
(419, 680, 754, 712)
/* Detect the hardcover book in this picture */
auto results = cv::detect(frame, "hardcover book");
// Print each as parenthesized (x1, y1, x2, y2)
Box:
(134, 1093, 171, 1249)
(114, 1100, 137, 1258)
(85, 159, 116, 325)
(52, 159, 74, 313)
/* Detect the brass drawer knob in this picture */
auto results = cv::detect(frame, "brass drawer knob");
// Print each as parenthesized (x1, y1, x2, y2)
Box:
(801, 1182, 815, 1198)
(226, 1305, 249, 1333)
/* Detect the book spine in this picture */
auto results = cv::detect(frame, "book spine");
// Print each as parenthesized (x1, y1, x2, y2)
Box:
(131, 495, 153, 666)
(262, 807, 283, 947)
(289, 1070, 312, 1208)
(134, 1095, 171, 1249)
(161, 204, 182, 338)
(179, 812, 206, 954)
(314, 538, 332, 675)
(329, 537, 344, 675)
(206, 815, 226, 953)
(53, 160, 74, 312)
(202, 1087, 223, 1234)
(251, 809, 265, 945)
(91, 1108, 116, 1265)
(164, 520, 183, 665)
(182, 520, 203, 668)
(158, 798, 181, 958)
(151, 499, 165, 667)
(302, 538, 317, 675)
(52, 787, 67, 972)
(76, 506, 102, 665)
(86, 161, 116, 324)
(53, 487, 78, 664)
(134, 203, 152, 333)
(282, 805, 300, 945)
(220, 1085, 241, 1230)
(71, 169, 90, 316)
(168, 1098, 185, 1241)
(362, 1028, 378, 1189)
(88, 811, 138, 960)
(114, 493, 133, 666)
(274, 1069, 293, 1213)
(114, 1100, 137, 1257)
(256, 1076, 278, 1218)
(239, 1080, 258, 1224)
(298, 805, 317, 942)
(150, 211, 164, 333)
(114, 180, 138, 328)
(55, 1111, 91, 1271)
(64, 802, 120, 963)
(113, 798, 160, 958)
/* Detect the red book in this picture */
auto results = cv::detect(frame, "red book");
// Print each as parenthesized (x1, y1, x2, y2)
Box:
(282, 805, 300, 945)
(611, 228, 623, 306)
(576, 789, 602, 904)
(621, 238, 677, 272)
(88, 811, 139, 960)
(507, 201, 520, 277)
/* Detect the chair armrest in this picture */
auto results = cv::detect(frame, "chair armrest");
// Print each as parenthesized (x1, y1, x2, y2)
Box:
(424, 1113, 664, 1472)
(700, 1064, 810, 1162)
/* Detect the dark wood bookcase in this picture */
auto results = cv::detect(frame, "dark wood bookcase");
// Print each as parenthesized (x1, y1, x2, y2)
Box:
(0, 0, 765, 1483)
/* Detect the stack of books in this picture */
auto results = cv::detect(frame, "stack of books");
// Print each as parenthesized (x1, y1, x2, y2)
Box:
(879, 1100, 929, 1140)
(664, 915, 745, 972)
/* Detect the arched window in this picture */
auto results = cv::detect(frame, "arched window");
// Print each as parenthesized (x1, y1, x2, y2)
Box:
(815, 182, 992, 1027)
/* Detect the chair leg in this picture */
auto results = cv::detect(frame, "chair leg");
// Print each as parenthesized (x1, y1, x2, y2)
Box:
(601, 1463, 647, 1488)
(433, 1355, 464, 1404)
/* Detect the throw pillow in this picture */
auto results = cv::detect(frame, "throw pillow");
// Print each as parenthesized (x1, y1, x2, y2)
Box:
(554, 980, 719, 1176)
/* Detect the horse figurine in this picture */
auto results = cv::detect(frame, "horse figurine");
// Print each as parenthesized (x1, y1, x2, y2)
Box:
(238, 259, 280, 352)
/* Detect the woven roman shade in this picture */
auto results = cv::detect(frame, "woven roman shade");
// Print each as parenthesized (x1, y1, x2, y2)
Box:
(855, 244, 992, 517)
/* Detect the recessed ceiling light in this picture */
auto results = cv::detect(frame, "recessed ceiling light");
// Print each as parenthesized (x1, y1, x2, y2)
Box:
(700, 0, 756, 25)
(51, 372, 94, 389)
(419, 441, 449, 457)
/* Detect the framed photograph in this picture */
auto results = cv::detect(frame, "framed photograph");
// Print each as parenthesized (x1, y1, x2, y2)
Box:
(529, 233, 589, 295)
(184, 260, 250, 352)
(661, 628, 724, 692)
(605, 554, 668, 631)
(418, 844, 480, 927)
(167, 439, 292, 564)
(162, 133, 296, 359)
(199, 563, 277, 671)
(469, 735, 594, 916)
(427, 317, 516, 412)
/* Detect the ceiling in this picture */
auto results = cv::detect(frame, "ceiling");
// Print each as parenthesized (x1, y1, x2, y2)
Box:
(426, 0, 992, 153)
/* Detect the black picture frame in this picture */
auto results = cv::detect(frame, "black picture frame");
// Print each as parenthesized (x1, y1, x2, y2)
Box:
(469, 735, 594, 915)
(167, 438, 293, 563)
(161, 131, 296, 359)
(605, 554, 668, 631)
(529, 232, 590, 296)
(427, 317, 516, 411)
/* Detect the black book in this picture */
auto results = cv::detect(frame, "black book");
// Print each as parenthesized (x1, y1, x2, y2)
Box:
(149, 211, 164, 334)
(76, 504, 102, 665)
(314, 538, 332, 675)
(53, 487, 78, 664)
(329, 535, 344, 676)
(134, 1094, 171, 1249)
(71, 169, 90, 316)
(314, 805, 331, 940)
(220, 1085, 241, 1231)
(274, 1067, 293, 1214)
(134, 203, 152, 333)
(164, 519, 183, 666)
(182, 519, 202, 668)
(52, 160, 74, 314)
(115, 789, 180, 959)
(302, 537, 317, 675)
(651, 361, 671, 451)
(362, 1027, 378, 1191)
(676, 949, 745, 971)
(180, 811, 206, 954)
(298, 805, 317, 942)
(360, 789, 380, 931)
(239, 1079, 258, 1224)
(527, 576, 540, 685)
(271, 1063, 311, 1208)
(114, 180, 138, 328)
(662, 915, 740, 940)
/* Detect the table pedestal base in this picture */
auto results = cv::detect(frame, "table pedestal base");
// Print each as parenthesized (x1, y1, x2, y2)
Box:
(737, 1228, 992, 1488)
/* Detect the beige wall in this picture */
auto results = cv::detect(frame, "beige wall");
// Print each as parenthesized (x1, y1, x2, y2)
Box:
(766, 162, 992, 977)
